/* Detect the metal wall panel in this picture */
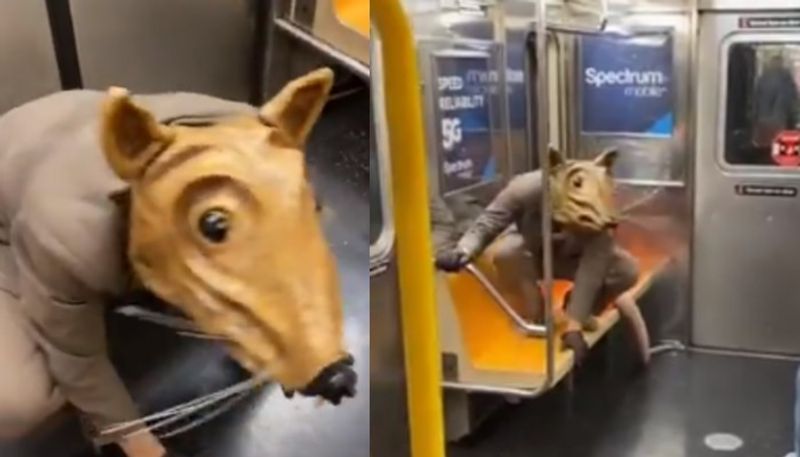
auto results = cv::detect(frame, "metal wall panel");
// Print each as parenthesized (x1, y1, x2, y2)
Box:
(0, 0, 61, 114)
(573, 13, 691, 185)
(699, 0, 800, 11)
(558, 13, 694, 345)
(369, 261, 411, 457)
(692, 12, 800, 355)
(70, 0, 254, 101)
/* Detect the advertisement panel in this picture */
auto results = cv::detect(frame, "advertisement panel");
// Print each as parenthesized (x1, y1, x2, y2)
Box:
(432, 50, 497, 194)
(581, 33, 674, 137)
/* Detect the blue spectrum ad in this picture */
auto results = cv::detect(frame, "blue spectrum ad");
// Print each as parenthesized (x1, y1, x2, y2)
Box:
(433, 51, 497, 194)
(580, 33, 674, 138)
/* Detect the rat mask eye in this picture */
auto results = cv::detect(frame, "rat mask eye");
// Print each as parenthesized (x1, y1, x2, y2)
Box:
(199, 208, 230, 243)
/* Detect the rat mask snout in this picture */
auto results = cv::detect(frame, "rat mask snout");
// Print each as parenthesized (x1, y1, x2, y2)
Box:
(283, 354, 357, 405)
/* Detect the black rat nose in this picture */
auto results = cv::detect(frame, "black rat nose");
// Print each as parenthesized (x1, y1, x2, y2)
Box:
(285, 354, 357, 405)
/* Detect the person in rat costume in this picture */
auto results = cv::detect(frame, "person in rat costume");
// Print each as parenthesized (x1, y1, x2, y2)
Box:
(436, 147, 650, 366)
(0, 68, 356, 457)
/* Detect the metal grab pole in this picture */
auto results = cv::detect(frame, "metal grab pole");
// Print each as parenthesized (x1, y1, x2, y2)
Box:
(373, 3, 446, 457)
(535, 0, 555, 387)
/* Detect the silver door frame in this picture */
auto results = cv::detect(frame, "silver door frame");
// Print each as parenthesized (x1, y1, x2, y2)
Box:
(692, 9, 800, 355)
(368, 30, 412, 457)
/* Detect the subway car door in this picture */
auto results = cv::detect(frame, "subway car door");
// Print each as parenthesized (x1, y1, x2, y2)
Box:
(693, 9, 800, 355)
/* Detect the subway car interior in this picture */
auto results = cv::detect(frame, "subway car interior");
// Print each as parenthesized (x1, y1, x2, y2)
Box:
(373, 1, 800, 456)
(0, 1, 369, 457)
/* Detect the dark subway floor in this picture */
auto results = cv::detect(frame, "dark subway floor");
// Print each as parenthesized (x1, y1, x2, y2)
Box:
(0, 88, 370, 457)
(448, 350, 797, 457)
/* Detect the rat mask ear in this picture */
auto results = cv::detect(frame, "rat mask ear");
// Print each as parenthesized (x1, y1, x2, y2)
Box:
(100, 87, 175, 182)
(594, 147, 619, 173)
(258, 68, 334, 147)
(548, 146, 566, 171)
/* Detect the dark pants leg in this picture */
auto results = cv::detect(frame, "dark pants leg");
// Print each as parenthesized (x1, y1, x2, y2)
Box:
(489, 232, 543, 322)
(554, 244, 640, 326)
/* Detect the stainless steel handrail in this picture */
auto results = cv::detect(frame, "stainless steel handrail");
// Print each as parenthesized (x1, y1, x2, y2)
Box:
(274, 18, 370, 80)
(442, 380, 546, 397)
(464, 263, 547, 337)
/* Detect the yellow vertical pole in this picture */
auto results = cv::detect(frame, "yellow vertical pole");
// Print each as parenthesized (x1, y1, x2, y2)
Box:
(372, 2, 446, 457)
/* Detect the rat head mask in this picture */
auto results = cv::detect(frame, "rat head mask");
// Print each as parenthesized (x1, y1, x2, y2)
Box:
(549, 147, 619, 233)
(100, 68, 355, 404)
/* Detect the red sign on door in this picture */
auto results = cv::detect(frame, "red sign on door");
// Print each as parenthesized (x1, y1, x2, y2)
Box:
(771, 130, 800, 167)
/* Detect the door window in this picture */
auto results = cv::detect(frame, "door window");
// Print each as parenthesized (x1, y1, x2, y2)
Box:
(725, 42, 800, 167)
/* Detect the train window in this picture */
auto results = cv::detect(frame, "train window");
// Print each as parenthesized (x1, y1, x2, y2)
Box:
(725, 42, 800, 166)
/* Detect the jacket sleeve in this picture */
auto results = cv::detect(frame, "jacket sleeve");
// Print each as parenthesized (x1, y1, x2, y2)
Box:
(11, 217, 140, 445)
(456, 174, 537, 259)
(566, 231, 615, 323)
(430, 194, 458, 255)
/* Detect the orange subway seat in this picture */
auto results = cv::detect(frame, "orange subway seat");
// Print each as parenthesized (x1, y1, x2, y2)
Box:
(333, 0, 370, 37)
(445, 227, 670, 376)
